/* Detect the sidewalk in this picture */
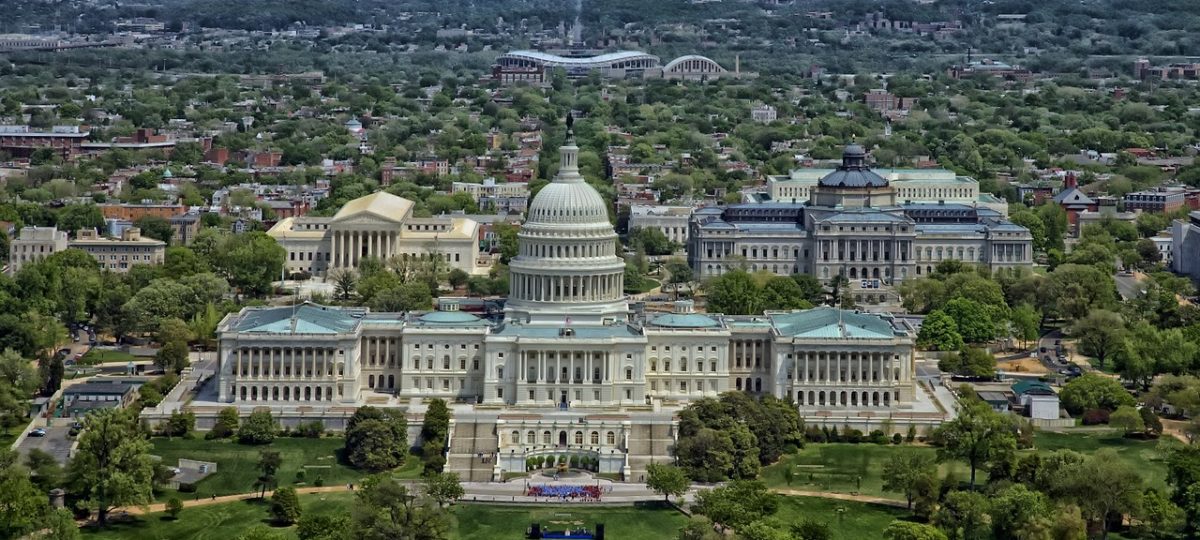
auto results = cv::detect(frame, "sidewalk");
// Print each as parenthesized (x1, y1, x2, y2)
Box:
(114, 478, 910, 516)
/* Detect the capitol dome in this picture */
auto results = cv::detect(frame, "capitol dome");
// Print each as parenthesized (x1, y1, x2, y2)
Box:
(504, 122, 628, 326)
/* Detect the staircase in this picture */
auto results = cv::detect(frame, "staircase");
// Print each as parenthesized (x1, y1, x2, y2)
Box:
(446, 419, 498, 482)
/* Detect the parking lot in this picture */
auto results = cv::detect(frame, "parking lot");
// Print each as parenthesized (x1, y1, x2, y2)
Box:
(16, 425, 75, 465)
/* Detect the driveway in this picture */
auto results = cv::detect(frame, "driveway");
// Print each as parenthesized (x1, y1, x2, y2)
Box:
(16, 425, 74, 465)
(1114, 272, 1144, 301)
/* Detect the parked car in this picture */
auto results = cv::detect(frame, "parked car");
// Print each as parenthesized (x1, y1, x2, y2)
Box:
(29, 428, 46, 437)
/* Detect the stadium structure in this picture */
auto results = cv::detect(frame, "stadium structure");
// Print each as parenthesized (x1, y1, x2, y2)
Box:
(491, 50, 755, 84)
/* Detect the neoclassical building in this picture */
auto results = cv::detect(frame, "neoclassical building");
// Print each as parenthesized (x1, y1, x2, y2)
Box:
(689, 145, 1033, 302)
(267, 191, 488, 277)
(213, 134, 924, 481)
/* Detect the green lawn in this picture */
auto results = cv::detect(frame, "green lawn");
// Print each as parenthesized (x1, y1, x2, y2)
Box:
(761, 443, 974, 498)
(150, 437, 389, 499)
(79, 349, 136, 366)
(1032, 431, 1169, 491)
(82, 495, 903, 540)
(770, 496, 909, 539)
(82, 492, 354, 540)
(761, 432, 1170, 501)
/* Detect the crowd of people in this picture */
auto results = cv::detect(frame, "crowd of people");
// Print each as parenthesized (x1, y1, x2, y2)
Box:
(526, 485, 603, 501)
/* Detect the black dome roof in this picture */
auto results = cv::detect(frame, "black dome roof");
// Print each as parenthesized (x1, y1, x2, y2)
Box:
(818, 144, 888, 188)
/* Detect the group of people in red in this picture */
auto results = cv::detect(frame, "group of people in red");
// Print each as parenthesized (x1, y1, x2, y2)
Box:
(525, 484, 603, 501)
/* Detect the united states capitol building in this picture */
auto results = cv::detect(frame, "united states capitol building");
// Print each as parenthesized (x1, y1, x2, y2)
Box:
(203, 132, 939, 482)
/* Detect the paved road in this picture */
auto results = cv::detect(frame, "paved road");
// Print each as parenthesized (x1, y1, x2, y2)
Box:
(1114, 273, 1144, 301)
(15, 425, 74, 465)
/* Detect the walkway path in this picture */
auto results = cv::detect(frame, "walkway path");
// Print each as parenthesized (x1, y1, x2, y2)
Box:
(769, 488, 908, 508)
(116, 481, 908, 517)
(118, 485, 354, 515)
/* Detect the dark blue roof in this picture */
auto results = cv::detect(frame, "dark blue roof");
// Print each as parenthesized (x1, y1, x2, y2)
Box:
(817, 144, 889, 188)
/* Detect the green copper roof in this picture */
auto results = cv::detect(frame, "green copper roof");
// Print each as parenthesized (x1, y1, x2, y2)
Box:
(769, 307, 896, 339)
(232, 303, 363, 334)
(647, 313, 722, 328)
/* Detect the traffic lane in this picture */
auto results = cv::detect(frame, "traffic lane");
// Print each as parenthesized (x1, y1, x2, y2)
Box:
(16, 425, 75, 465)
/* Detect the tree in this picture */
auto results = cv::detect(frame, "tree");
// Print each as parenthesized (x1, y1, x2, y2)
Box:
(646, 462, 689, 503)
(881, 451, 937, 510)
(370, 282, 433, 312)
(234, 525, 288, 540)
(790, 519, 831, 540)
(421, 399, 451, 472)
(25, 448, 63, 492)
(43, 506, 81, 540)
(1010, 304, 1041, 348)
(210, 407, 239, 438)
(943, 298, 997, 343)
(0, 451, 49, 539)
(0, 348, 38, 434)
(211, 231, 286, 297)
(66, 408, 155, 526)
(352, 475, 453, 540)
(345, 406, 408, 471)
(693, 480, 778, 531)
(630, 227, 675, 255)
(1060, 450, 1144, 539)
(990, 484, 1051, 540)
(939, 348, 996, 379)
(270, 486, 302, 525)
(1109, 405, 1145, 436)
(934, 490, 991, 540)
(298, 513, 352, 540)
(160, 410, 195, 438)
(256, 450, 282, 499)
(676, 517, 723, 540)
(737, 519, 792, 540)
(165, 496, 183, 520)
(330, 269, 358, 300)
(933, 400, 1017, 490)
(422, 472, 464, 506)
(761, 277, 813, 311)
(704, 270, 762, 315)
(238, 410, 278, 445)
(447, 268, 469, 289)
(883, 521, 949, 540)
(917, 311, 964, 351)
(1134, 488, 1183, 538)
(154, 339, 190, 374)
(1059, 373, 1135, 415)
(135, 215, 176, 244)
(1071, 310, 1127, 369)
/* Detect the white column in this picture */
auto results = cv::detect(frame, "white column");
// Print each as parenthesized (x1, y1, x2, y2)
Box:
(330, 232, 338, 268)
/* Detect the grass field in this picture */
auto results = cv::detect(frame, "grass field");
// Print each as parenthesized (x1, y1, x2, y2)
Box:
(82, 492, 355, 540)
(149, 436, 420, 500)
(761, 443, 974, 498)
(79, 349, 136, 366)
(81, 494, 905, 540)
(761, 431, 1168, 499)
(1032, 431, 1171, 491)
